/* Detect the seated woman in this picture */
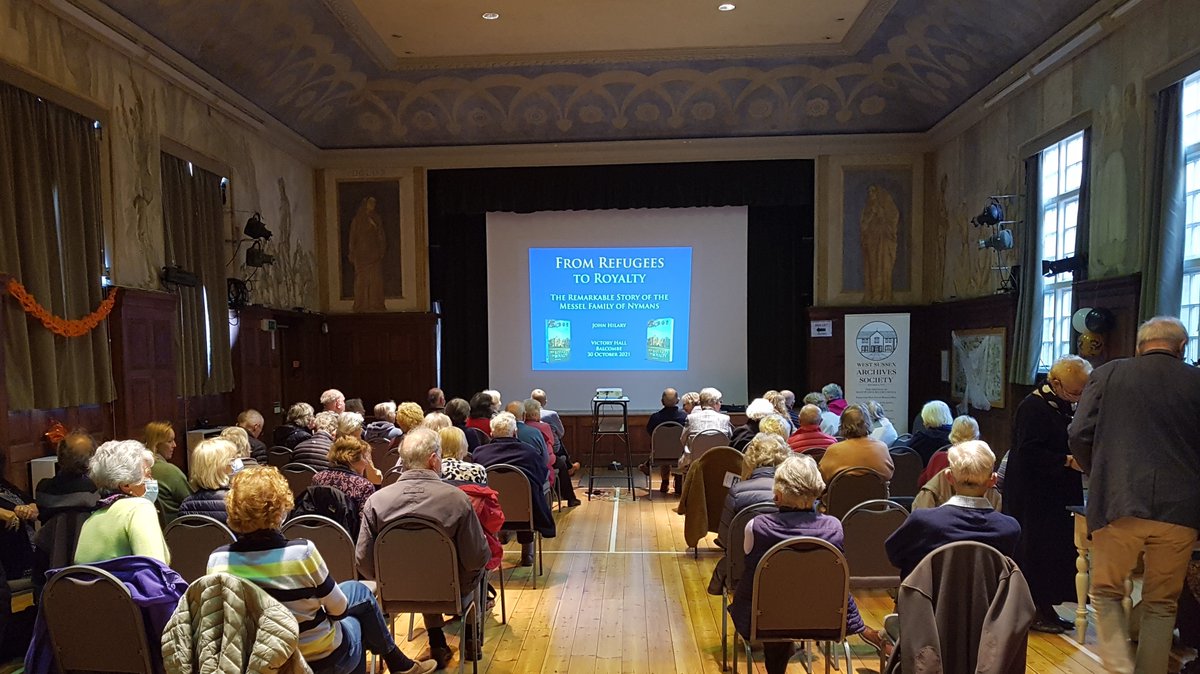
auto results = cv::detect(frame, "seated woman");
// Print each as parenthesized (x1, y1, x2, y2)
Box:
(465, 392, 495, 437)
(902, 401, 954, 465)
(75, 440, 170, 564)
(275, 402, 316, 450)
(730, 398, 773, 450)
(313, 437, 379, 516)
(918, 415, 980, 487)
(819, 405, 894, 482)
(730, 455, 885, 673)
(178, 438, 239, 523)
(143, 421, 192, 525)
(438, 426, 489, 485)
(708, 433, 790, 594)
(209, 467, 435, 674)
(219, 426, 253, 462)
(439, 426, 505, 602)
(0, 477, 37, 583)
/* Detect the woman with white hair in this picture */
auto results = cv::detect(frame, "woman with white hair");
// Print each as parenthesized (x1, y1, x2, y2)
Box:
(708, 434, 790, 594)
(219, 426, 252, 459)
(901, 400, 954, 464)
(918, 415, 980, 487)
(729, 455, 885, 672)
(178, 438, 240, 523)
(75, 440, 170, 564)
(730, 398, 775, 450)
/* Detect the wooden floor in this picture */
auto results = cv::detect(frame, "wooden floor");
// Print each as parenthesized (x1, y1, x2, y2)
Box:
(3, 479, 1192, 674)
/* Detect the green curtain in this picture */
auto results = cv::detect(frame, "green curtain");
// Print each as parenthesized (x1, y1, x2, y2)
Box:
(160, 153, 233, 396)
(1139, 83, 1186, 322)
(0, 82, 115, 410)
(1010, 155, 1044, 385)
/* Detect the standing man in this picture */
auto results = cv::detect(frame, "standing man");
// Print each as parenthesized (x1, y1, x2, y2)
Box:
(1069, 316, 1200, 674)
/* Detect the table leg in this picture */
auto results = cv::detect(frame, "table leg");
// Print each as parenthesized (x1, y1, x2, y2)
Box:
(1075, 541, 1090, 643)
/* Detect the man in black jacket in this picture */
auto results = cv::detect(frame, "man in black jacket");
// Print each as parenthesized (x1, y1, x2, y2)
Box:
(1070, 316, 1200, 674)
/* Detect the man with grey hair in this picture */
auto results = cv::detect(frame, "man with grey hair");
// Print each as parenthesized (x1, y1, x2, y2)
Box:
(426, 387, 445, 413)
(1070, 316, 1200, 674)
(364, 400, 403, 442)
(678, 387, 733, 470)
(320, 388, 346, 413)
(473, 412, 556, 565)
(885, 440, 1021, 579)
(356, 428, 490, 666)
(805, 391, 841, 437)
(236, 409, 267, 461)
(292, 410, 339, 470)
(780, 389, 800, 428)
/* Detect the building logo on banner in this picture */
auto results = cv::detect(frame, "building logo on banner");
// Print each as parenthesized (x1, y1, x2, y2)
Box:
(855, 321, 898, 362)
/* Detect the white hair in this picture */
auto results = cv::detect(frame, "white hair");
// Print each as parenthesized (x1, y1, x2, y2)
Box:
(699, 387, 722, 407)
(920, 400, 953, 428)
(490, 411, 518, 438)
(320, 389, 344, 406)
(219, 426, 251, 458)
(773, 454, 825, 501)
(374, 400, 397, 422)
(745, 398, 775, 421)
(398, 427, 441, 470)
(314, 410, 340, 435)
(1137, 316, 1188, 350)
(338, 412, 364, 437)
(483, 389, 501, 405)
(947, 440, 996, 487)
(949, 415, 980, 445)
(90, 440, 149, 491)
(422, 412, 451, 430)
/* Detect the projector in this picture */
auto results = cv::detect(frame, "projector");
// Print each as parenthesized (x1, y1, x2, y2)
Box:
(595, 387, 624, 400)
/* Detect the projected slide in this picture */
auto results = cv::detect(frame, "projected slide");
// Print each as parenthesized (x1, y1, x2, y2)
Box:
(529, 247, 691, 371)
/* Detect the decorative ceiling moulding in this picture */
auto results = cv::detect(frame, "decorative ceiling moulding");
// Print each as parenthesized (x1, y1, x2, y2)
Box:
(318, 0, 897, 72)
(314, 132, 933, 171)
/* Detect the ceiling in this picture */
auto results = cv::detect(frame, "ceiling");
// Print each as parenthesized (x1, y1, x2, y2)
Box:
(90, 0, 1100, 149)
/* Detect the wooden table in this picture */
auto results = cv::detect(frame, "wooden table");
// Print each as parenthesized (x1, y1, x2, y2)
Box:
(1069, 505, 1134, 644)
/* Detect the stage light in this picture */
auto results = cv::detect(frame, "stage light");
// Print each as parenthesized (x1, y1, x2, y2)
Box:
(978, 229, 1014, 251)
(161, 265, 199, 287)
(970, 200, 1004, 228)
(246, 244, 275, 268)
(1042, 256, 1084, 277)
(244, 213, 272, 241)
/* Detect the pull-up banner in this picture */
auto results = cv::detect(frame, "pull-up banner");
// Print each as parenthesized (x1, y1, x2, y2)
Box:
(844, 313, 911, 434)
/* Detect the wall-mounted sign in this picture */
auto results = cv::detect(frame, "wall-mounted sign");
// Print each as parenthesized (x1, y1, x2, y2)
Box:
(810, 320, 833, 338)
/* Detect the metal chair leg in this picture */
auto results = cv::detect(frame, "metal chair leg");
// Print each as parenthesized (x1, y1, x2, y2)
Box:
(842, 641, 855, 674)
(498, 565, 507, 624)
(720, 593, 728, 671)
(802, 640, 813, 673)
(407, 612, 416, 641)
(731, 630, 739, 674)
(831, 636, 841, 670)
(824, 641, 832, 674)
(538, 532, 544, 576)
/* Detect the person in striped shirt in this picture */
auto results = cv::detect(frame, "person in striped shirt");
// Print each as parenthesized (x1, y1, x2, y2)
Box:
(208, 466, 434, 674)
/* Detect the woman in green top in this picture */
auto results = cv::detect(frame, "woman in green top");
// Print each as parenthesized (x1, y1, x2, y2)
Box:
(143, 421, 192, 525)
(75, 439, 170, 564)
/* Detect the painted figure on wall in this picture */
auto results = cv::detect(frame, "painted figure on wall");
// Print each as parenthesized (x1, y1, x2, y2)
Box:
(348, 196, 386, 311)
(860, 185, 900, 303)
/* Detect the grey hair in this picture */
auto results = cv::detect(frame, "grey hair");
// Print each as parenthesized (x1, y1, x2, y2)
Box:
(314, 410, 340, 435)
(491, 411, 518, 438)
(422, 412, 452, 430)
(743, 433, 790, 473)
(338, 412, 364, 437)
(90, 440, 149, 491)
(699, 387, 722, 407)
(398, 427, 441, 470)
(947, 440, 996, 487)
(374, 400, 397, 422)
(821, 383, 844, 400)
(523, 398, 543, 420)
(745, 398, 775, 421)
(773, 454, 825, 501)
(320, 389, 344, 406)
(920, 400, 953, 428)
(865, 400, 886, 422)
(219, 426, 252, 458)
(287, 402, 315, 426)
(483, 389, 501, 405)
(949, 415, 980, 445)
(1136, 316, 1188, 351)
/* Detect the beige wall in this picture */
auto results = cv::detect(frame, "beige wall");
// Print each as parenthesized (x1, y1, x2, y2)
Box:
(928, 0, 1200, 301)
(0, 0, 319, 309)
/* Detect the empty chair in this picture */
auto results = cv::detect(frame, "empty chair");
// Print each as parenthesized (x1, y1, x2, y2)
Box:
(841, 499, 908, 590)
(163, 515, 236, 583)
(280, 462, 318, 497)
(267, 446, 293, 468)
(487, 464, 543, 587)
(888, 448, 924, 506)
(41, 565, 156, 673)
(720, 501, 778, 671)
(823, 467, 889, 520)
(282, 514, 357, 583)
(373, 516, 483, 674)
(733, 537, 856, 674)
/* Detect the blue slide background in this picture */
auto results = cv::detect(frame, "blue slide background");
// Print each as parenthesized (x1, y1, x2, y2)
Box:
(529, 247, 691, 371)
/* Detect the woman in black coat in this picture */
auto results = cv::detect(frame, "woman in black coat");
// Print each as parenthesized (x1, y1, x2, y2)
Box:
(178, 439, 239, 524)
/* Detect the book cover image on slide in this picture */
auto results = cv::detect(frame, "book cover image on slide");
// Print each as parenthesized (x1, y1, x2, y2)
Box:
(546, 320, 571, 363)
(646, 318, 674, 363)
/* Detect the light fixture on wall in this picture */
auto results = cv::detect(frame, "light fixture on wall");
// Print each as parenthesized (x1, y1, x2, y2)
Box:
(246, 241, 275, 268)
(970, 195, 1019, 294)
(244, 212, 272, 240)
(979, 229, 1014, 251)
(1042, 255, 1085, 277)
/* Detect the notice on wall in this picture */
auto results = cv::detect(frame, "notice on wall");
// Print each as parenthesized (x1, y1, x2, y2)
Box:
(844, 313, 911, 434)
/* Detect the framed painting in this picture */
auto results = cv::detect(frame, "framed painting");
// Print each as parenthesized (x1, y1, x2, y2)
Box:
(951, 327, 1007, 409)
(320, 168, 427, 312)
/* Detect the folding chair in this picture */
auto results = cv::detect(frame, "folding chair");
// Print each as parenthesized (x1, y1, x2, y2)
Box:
(841, 499, 908, 672)
(374, 516, 484, 674)
(487, 463, 542, 626)
(268, 446, 293, 468)
(720, 501, 778, 671)
(733, 536, 855, 674)
(42, 565, 156, 673)
(648, 421, 684, 498)
(281, 462, 318, 498)
(822, 467, 890, 519)
(370, 438, 398, 473)
(163, 514, 236, 583)
(283, 514, 357, 582)
(382, 465, 404, 486)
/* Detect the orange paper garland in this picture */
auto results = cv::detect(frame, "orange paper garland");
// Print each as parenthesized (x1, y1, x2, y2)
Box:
(5, 277, 118, 337)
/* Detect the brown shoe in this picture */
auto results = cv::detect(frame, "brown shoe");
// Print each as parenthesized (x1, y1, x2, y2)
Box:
(569, 461, 581, 476)
(860, 627, 893, 659)
(416, 645, 454, 670)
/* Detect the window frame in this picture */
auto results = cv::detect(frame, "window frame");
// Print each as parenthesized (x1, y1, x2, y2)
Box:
(1179, 71, 1200, 363)
(1036, 129, 1088, 371)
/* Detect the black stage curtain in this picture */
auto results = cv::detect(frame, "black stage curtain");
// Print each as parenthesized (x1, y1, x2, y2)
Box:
(428, 160, 815, 404)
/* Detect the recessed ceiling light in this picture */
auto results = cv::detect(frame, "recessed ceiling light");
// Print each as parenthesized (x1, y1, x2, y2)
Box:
(482, 12, 500, 20)
(718, 3, 736, 11)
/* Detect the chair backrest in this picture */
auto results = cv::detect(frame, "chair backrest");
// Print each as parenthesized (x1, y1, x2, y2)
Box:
(889, 448, 924, 497)
(750, 536, 850, 642)
(824, 467, 890, 519)
(800, 445, 828, 464)
(696, 447, 745, 532)
(282, 514, 356, 582)
(689, 429, 729, 461)
(42, 565, 155, 673)
(650, 421, 684, 460)
(466, 427, 491, 445)
(487, 463, 533, 530)
(726, 501, 779, 590)
(281, 462, 318, 497)
(382, 465, 404, 486)
(163, 514, 237, 583)
(841, 499, 908, 589)
(889, 433, 913, 449)
(268, 446, 293, 468)
(369, 438, 397, 473)
(373, 516, 467, 616)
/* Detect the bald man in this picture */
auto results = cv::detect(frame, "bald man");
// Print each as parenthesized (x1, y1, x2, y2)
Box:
(642, 388, 689, 493)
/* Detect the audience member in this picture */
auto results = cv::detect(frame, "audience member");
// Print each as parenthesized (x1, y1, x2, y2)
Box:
(364, 401, 403, 442)
(525, 399, 579, 505)
(178, 438, 239, 523)
(313, 437, 379, 520)
(293, 411, 339, 470)
(643, 387, 689, 491)
(357, 429, 490, 667)
(763, 390, 796, 435)
(275, 402, 315, 449)
(885, 440, 1020, 579)
(438, 427, 488, 485)
(730, 398, 773, 450)
(473, 412, 557, 566)
(522, 399, 556, 453)
(530, 388, 566, 446)
(1005, 354, 1092, 634)
(805, 391, 840, 437)
(444, 398, 480, 451)
(427, 387, 446, 413)
(321, 389, 347, 413)
(143, 421, 192, 526)
(532, 389, 579, 498)
(0, 477, 35, 582)
(708, 433, 790, 594)
(483, 390, 502, 414)
(819, 405, 894, 482)
(865, 400, 898, 446)
(75, 440, 169, 564)
(679, 387, 733, 469)
(422, 412, 452, 431)
(780, 389, 800, 429)
(902, 401, 954, 465)
(395, 402, 425, 434)
(211, 467, 435, 674)
(788, 404, 837, 455)
(467, 392, 497, 435)
(35, 430, 98, 522)
(730, 455, 885, 673)
(506, 401, 553, 491)
(680, 391, 700, 415)
(219, 425, 252, 460)
(757, 414, 790, 441)
(918, 415, 980, 486)
(822, 383, 848, 416)
(1069, 316, 1200, 673)
(236, 409, 267, 460)
(344, 398, 366, 416)
(338, 411, 365, 439)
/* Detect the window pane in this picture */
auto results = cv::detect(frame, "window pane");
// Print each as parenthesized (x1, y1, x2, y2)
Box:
(1042, 148, 1060, 201)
